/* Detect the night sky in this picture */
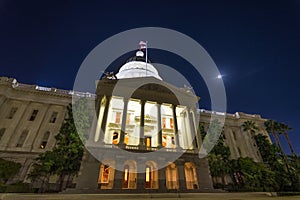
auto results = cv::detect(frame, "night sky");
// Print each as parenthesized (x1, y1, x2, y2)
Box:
(0, 0, 299, 155)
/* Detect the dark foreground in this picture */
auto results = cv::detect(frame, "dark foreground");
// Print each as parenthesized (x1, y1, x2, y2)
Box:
(1, 193, 300, 200)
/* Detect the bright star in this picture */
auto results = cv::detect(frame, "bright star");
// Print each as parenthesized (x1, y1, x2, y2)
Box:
(217, 74, 223, 79)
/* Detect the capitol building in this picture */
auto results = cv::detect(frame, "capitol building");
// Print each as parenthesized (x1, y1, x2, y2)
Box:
(0, 47, 270, 193)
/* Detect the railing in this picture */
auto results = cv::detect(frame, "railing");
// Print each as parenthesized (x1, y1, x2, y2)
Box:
(12, 82, 96, 98)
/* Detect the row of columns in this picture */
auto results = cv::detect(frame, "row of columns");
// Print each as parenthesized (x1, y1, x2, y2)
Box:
(94, 96, 200, 150)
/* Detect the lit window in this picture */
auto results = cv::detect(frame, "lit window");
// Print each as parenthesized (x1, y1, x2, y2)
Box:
(16, 130, 28, 147)
(146, 167, 150, 182)
(162, 118, 166, 128)
(7, 107, 18, 119)
(101, 165, 110, 183)
(112, 132, 119, 144)
(126, 113, 131, 125)
(49, 112, 58, 123)
(115, 112, 121, 124)
(29, 109, 39, 121)
(40, 131, 50, 149)
(170, 118, 174, 129)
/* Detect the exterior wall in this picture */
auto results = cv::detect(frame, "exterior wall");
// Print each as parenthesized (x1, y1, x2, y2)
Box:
(0, 76, 270, 192)
(0, 77, 75, 184)
(199, 110, 269, 163)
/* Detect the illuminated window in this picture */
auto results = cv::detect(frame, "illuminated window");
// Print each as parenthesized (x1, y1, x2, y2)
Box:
(170, 118, 174, 129)
(144, 102, 158, 147)
(126, 113, 131, 125)
(0, 128, 5, 141)
(112, 132, 119, 144)
(104, 97, 124, 144)
(29, 109, 39, 121)
(125, 99, 141, 146)
(146, 166, 150, 182)
(101, 165, 110, 183)
(115, 112, 121, 124)
(122, 165, 130, 188)
(162, 118, 166, 128)
(16, 130, 28, 147)
(49, 112, 58, 123)
(40, 131, 50, 149)
(7, 107, 18, 119)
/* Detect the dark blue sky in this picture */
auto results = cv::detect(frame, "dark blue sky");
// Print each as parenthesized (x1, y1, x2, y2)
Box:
(0, 0, 299, 155)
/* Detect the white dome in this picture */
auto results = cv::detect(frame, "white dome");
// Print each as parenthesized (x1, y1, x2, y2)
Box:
(116, 61, 162, 80)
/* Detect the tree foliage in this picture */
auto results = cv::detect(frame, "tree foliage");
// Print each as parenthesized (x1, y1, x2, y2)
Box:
(0, 158, 21, 184)
(29, 98, 90, 191)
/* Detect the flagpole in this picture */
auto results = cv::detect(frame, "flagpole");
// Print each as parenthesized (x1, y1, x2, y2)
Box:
(145, 41, 148, 76)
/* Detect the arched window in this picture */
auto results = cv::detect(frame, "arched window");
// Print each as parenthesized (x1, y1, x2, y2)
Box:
(184, 162, 198, 189)
(40, 131, 50, 149)
(145, 161, 158, 189)
(122, 165, 130, 188)
(166, 163, 179, 189)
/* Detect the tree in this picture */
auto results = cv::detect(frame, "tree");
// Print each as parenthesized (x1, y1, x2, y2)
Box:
(205, 119, 231, 187)
(29, 98, 90, 191)
(254, 134, 293, 191)
(278, 123, 296, 156)
(264, 120, 286, 159)
(242, 120, 260, 159)
(0, 158, 21, 184)
(230, 157, 277, 191)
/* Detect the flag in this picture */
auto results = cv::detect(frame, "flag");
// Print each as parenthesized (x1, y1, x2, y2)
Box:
(139, 41, 147, 49)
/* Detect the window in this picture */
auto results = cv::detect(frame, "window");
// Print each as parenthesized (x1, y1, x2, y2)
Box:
(126, 113, 131, 125)
(237, 147, 242, 156)
(49, 112, 58, 123)
(40, 131, 50, 149)
(0, 128, 5, 140)
(162, 118, 166, 128)
(29, 109, 39, 121)
(101, 164, 110, 183)
(16, 130, 29, 147)
(232, 131, 237, 140)
(170, 118, 174, 129)
(115, 112, 121, 124)
(112, 132, 119, 144)
(7, 107, 18, 119)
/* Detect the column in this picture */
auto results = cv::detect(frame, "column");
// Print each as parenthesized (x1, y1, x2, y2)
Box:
(157, 103, 162, 147)
(158, 167, 167, 192)
(118, 98, 128, 147)
(93, 95, 104, 143)
(176, 160, 186, 191)
(99, 96, 111, 144)
(187, 109, 196, 150)
(172, 105, 180, 149)
(113, 160, 124, 189)
(139, 100, 146, 147)
(137, 159, 145, 191)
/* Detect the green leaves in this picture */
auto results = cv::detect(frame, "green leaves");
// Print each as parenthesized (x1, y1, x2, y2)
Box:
(0, 158, 21, 184)
(29, 98, 90, 191)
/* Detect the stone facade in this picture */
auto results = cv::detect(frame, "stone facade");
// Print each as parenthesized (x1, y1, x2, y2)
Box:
(0, 76, 270, 191)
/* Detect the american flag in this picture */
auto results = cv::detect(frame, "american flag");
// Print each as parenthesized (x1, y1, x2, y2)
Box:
(139, 41, 147, 49)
